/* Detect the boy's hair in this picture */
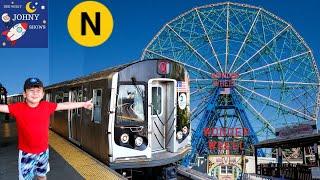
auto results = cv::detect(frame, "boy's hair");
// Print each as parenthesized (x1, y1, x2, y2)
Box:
(24, 78, 44, 91)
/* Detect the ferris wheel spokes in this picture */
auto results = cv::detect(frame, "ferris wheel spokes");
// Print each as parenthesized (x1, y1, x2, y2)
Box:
(225, 3, 230, 73)
(166, 24, 218, 73)
(236, 79, 319, 86)
(237, 84, 316, 121)
(234, 88, 275, 132)
(233, 25, 291, 73)
(195, 8, 224, 72)
(238, 51, 311, 76)
(229, 9, 262, 73)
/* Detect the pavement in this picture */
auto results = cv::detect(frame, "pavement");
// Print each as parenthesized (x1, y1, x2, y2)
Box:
(0, 118, 83, 179)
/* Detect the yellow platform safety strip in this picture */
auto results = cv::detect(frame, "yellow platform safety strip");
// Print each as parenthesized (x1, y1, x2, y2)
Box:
(49, 130, 125, 180)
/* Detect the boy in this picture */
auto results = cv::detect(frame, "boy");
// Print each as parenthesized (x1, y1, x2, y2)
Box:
(0, 77, 93, 180)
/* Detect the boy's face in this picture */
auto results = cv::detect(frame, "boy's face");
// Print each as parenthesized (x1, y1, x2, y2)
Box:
(23, 87, 44, 104)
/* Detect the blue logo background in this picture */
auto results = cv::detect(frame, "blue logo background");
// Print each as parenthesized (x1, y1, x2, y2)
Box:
(0, 0, 48, 48)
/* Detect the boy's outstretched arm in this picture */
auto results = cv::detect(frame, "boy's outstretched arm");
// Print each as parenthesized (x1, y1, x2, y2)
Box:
(56, 99, 93, 111)
(0, 104, 9, 113)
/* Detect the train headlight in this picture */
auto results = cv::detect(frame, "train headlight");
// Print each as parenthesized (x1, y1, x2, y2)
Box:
(135, 137, 143, 147)
(182, 126, 188, 135)
(120, 133, 129, 143)
(176, 131, 183, 140)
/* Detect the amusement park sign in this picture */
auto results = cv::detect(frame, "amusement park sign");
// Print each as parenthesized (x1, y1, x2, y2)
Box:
(212, 73, 239, 87)
(204, 127, 249, 137)
(208, 155, 241, 166)
(204, 128, 249, 151)
(207, 155, 243, 179)
(276, 121, 317, 138)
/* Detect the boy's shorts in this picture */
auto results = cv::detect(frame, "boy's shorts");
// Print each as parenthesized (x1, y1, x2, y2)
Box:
(18, 149, 50, 180)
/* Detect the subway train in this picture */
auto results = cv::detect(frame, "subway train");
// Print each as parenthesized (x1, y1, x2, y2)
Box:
(7, 94, 23, 104)
(0, 84, 9, 120)
(41, 59, 191, 173)
(0, 83, 7, 105)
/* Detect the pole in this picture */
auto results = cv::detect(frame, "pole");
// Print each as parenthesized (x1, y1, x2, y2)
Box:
(255, 148, 258, 174)
(277, 147, 282, 177)
(302, 147, 306, 165)
(314, 143, 319, 166)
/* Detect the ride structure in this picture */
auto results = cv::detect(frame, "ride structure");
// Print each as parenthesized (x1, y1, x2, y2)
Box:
(141, 1, 320, 169)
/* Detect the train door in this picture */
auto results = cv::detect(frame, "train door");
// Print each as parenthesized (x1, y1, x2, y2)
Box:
(68, 87, 82, 145)
(89, 79, 109, 162)
(149, 79, 176, 152)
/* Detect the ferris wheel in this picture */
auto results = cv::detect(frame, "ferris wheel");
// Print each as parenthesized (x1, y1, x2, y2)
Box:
(141, 2, 320, 157)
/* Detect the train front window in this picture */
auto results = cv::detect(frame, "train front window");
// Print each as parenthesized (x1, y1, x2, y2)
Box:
(116, 85, 145, 124)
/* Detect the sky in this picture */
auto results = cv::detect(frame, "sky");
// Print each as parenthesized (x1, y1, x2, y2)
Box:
(0, 0, 319, 94)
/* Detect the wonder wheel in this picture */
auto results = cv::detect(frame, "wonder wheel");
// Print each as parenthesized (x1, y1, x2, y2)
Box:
(141, 2, 320, 164)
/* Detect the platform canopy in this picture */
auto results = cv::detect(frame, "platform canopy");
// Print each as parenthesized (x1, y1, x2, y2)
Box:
(254, 133, 320, 149)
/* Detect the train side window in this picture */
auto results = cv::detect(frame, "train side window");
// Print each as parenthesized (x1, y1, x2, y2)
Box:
(151, 87, 162, 115)
(83, 87, 88, 101)
(78, 90, 83, 102)
(63, 92, 69, 102)
(92, 89, 102, 123)
(77, 90, 83, 115)
(55, 92, 63, 103)
(70, 90, 80, 115)
(46, 93, 51, 101)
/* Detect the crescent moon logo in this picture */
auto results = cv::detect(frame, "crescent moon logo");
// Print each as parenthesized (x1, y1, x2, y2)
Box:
(26, 2, 36, 14)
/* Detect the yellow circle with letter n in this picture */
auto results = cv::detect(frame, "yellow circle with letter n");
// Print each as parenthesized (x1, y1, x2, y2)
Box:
(67, 1, 113, 47)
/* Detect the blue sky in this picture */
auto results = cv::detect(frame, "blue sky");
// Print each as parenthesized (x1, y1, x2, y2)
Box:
(0, 0, 319, 94)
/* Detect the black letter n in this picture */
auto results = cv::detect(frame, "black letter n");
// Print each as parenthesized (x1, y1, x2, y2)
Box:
(81, 12, 101, 35)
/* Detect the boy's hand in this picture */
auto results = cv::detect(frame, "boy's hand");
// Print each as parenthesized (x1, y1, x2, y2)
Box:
(83, 99, 93, 110)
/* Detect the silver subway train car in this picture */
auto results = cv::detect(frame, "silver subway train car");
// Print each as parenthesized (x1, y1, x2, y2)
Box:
(46, 59, 191, 171)
(0, 84, 7, 105)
